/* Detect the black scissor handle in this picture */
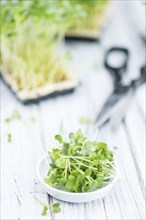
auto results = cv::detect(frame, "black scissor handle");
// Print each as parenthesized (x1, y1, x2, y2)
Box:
(131, 65, 146, 88)
(140, 65, 146, 78)
(104, 47, 129, 82)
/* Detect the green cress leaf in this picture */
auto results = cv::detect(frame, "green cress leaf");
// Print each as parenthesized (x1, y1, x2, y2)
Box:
(55, 135, 63, 144)
(5, 110, 21, 123)
(55, 158, 66, 168)
(68, 175, 76, 181)
(69, 132, 76, 144)
(41, 206, 48, 216)
(75, 139, 82, 146)
(89, 180, 97, 191)
(77, 175, 84, 184)
(44, 178, 51, 185)
(51, 203, 61, 213)
(106, 151, 113, 161)
(84, 168, 92, 177)
(65, 180, 76, 191)
(7, 132, 12, 142)
(45, 129, 116, 193)
(61, 142, 70, 155)
(82, 141, 96, 156)
(51, 148, 60, 160)
(97, 142, 107, 149)
(76, 129, 87, 142)
(71, 170, 78, 177)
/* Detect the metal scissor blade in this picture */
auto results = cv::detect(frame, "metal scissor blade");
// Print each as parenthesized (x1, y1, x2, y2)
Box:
(109, 91, 133, 129)
(95, 89, 131, 128)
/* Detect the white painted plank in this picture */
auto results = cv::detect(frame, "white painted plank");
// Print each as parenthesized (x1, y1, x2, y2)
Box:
(97, 123, 145, 220)
(0, 81, 52, 220)
(135, 83, 146, 121)
(124, 99, 145, 187)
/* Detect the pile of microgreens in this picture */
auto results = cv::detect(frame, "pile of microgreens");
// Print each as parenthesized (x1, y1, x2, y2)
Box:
(1, 0, 109, 92)
(0, 0, 85, 91)
(45, 129, 116, 193)
(67, 0, 109, 30)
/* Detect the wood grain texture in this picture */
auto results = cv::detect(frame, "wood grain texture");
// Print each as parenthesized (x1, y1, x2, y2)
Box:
(1, 1, 145, 220)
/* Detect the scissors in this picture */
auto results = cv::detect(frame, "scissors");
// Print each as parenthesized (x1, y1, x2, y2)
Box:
(95, 47, 146, 129)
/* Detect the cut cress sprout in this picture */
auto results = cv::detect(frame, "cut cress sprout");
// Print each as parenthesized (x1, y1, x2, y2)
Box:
(45, 129, 116, 193)
(34, 197, 61, 215)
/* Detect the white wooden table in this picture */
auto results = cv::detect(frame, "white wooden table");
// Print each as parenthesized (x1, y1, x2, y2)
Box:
(1, 1, 145, 220)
